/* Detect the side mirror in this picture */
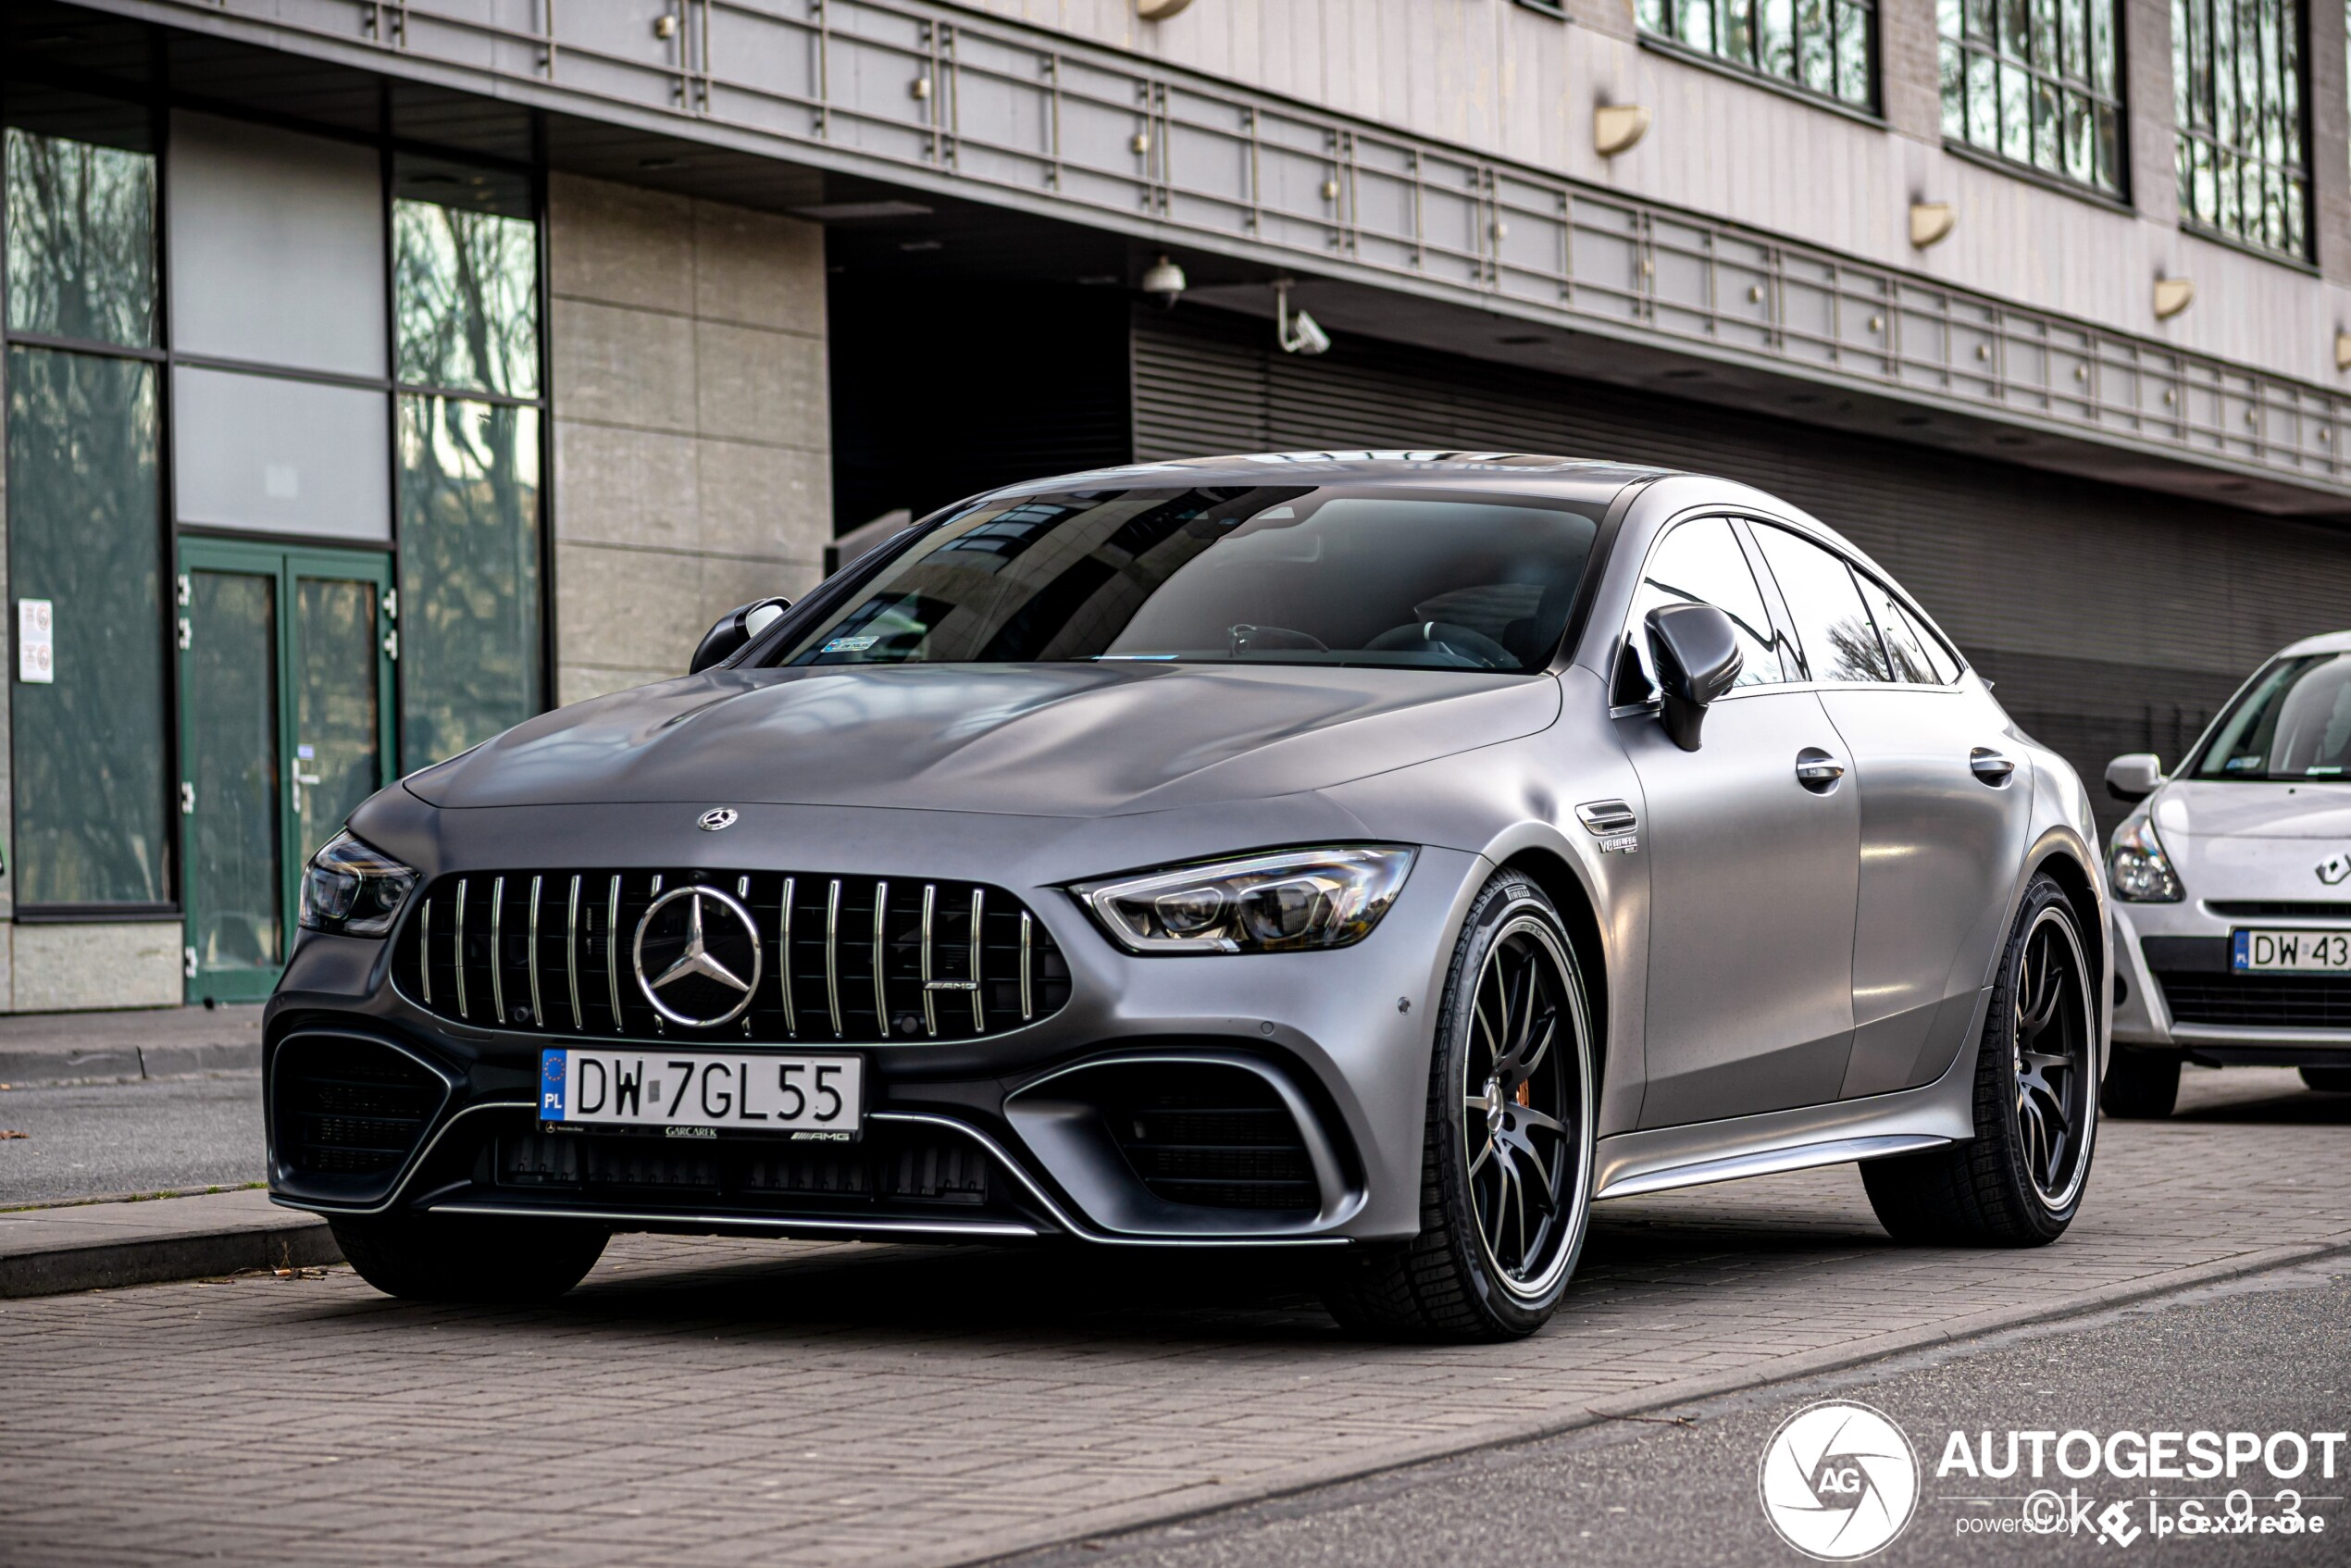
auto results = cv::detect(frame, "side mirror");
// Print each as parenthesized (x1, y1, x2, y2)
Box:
(690, 597, 791, 674)
(2105, 753, 2164, 803)
(1645, 604, 1744, 752)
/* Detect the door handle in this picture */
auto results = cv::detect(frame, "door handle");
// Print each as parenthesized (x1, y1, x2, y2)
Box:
(1970, 748, 2017, 786)
(1795, 748, 1847, 792)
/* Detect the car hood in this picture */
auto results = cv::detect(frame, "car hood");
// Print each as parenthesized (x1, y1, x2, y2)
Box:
(2151, 778, 2351, 840)
(404, 662, 1562, 816)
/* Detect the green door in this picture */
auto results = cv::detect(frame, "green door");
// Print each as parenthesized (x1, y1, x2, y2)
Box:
(179, 541, 396, 1002)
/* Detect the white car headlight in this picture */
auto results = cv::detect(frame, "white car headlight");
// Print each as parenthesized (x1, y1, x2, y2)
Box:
(1073, 846, 1415, 955)
(298, 829, 419, 938)
(2109, 815, 2183, 903)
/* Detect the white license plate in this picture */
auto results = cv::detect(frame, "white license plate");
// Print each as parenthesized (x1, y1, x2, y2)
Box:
(2233, 928, 2351, 973)
(539, 1048, 863, 1139)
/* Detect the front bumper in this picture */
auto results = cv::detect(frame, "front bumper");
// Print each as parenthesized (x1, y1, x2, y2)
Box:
(2112, 901, 2351, 1062)
(264, 836, 1485, 1248)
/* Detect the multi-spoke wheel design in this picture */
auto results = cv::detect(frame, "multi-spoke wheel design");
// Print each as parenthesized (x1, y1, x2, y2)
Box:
(1321, 872, 1596, 1339)
(1861, 873, 2099, 1247)
(1462, 916, 1586, 1300)
(2011, 906, 2092, 1211)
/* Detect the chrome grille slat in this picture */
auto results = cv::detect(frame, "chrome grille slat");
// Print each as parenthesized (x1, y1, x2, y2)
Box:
(920, 882, 938, 1039)
(395, 868, 1066, 1045)
(605, 875, 623, 1032)
(489, 876, 507, 1027)
(527, 875, 544, 1029)
(777, 876, 796, 1035)
(969, 888, 986, 1032)
(826, 877, 843, 1038)
(454, 877, 469, 1020)
(872, 880, 890, 1038)
(566, 875, 583, 1032)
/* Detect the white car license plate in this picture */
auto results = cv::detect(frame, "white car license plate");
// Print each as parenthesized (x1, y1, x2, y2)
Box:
(2233, 928, 2351, 974)
(539, 1048, 863, 1139)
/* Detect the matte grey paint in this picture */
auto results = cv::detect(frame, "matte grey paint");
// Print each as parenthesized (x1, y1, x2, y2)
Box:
(267, 456, 2110, 1248)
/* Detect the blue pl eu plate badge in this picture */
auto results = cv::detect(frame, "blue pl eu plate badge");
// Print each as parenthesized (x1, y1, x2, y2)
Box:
(541, 1050, 566, 1119)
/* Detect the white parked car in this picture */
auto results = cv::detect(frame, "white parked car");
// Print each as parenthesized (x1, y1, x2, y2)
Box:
(2107, 630, 2351, 1114)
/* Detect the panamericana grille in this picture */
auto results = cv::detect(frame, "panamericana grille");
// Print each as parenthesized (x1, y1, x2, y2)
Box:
(392, 869, 1069, 1043)
(1090, 1062, 1320, 1213)
(2156, 972, 2351, 1030)
(278, 1037, 444, 1177)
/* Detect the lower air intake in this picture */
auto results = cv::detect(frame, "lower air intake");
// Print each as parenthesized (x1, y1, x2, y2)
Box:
(277, 1036, 443, 1177)
(1088, 1062, 1320, 1213)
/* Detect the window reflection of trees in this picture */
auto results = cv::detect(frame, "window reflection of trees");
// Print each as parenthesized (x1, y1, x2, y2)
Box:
(3, 130, 155, 347)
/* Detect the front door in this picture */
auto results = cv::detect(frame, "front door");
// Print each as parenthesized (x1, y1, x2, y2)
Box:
(179, 541, 395, 1002)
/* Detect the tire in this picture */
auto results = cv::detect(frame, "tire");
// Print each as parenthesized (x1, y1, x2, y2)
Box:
(1322, 870, 1598, 1340)
(2103, 1047, 2183, 1118)
(330, 1212, 609, 1303)
(1862, 874, 2097, 1247)
(2302, 1066, 2351, 1093)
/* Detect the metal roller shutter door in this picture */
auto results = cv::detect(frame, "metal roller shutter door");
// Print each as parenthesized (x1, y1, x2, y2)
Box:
(1133, 307, 2351, 837)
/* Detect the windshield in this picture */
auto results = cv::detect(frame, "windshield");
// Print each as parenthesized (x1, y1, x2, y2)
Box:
(765, 487, 1603, 673)
(2190, 653, 2351, 780)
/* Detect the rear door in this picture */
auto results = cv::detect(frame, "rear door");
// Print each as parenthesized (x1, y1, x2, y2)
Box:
(1749, 523, 2033, 1098)
(1619, 516, 1861, 1128)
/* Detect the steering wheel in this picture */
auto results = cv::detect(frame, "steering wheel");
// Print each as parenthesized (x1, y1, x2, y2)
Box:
(1365, 620, 1516, 669)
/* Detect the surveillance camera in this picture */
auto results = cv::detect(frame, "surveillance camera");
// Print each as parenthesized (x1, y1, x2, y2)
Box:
(1275, 280, 1332, 355)
(1287, 307, 1332, 356)
(1139, 254, 1187, 309)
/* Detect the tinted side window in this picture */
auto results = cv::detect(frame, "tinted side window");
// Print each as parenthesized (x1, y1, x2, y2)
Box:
(1752, 525, 1890, 683)
(1898, 601, 1962, 683)
(1855, 573, 1942, 685)
(1626, 516, 1787, 690)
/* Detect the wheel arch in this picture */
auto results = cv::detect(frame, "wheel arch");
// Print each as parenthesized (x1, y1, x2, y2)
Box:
(1491, 842, 1612, 1110)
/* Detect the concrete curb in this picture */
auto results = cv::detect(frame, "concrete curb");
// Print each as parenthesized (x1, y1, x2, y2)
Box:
(0, 1039, 261, 1087)
(0, 1191, 339, 1299)
(943, 1238, 2351, 1568)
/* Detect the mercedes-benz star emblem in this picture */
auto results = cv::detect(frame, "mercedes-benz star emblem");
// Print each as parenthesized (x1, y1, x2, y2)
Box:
(632, 886, 765, 1027)
(2320, 853, 2351, 886)
(697, 806, 740, 832)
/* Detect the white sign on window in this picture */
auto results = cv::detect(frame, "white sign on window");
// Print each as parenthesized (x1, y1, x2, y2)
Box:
(17, 599, 54, 685)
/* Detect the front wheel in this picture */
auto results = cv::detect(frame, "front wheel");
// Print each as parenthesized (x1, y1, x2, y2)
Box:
(1863, 874, 2097, 1246)
(1322, 871, 1598, 1340)
(330, 1213, 609, 1302)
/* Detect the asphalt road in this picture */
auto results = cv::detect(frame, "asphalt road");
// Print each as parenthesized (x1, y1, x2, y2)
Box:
(1008, 1259, 2351, 1568)
(0, 1072, 265, 1204)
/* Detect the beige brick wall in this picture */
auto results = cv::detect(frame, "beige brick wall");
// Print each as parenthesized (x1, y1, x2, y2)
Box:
(546, 174, 831, 705)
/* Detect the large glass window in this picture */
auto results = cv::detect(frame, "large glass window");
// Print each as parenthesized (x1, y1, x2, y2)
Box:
(765, 489, 1602, 673)
(4, 115, 155, 347)
(5, 347, 169, 905)
(2173, 0, 2309, 257)
(1939, 0, 2123, 193)
(1637, 0, 1877, 110)
(399, 397, 543, 771)
(392, 156, 544, 771)
(393, 157, 539, 399)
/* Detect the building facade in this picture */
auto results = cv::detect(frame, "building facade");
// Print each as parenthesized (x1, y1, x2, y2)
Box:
(1, 0, 2348, 1009)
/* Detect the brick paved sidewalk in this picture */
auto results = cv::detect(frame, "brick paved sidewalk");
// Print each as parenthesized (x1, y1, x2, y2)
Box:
(3, 1069, 2346, 1568)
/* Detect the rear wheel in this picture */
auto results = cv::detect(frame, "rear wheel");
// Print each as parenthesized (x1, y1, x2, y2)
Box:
(1322, 872, 1597, 1340)
(2102, 1047, 2182, 1118)
(331, 1213, 608, 1302)
(1863, 875, 2096, 1246)
(2303, 1066, 2351, 1093)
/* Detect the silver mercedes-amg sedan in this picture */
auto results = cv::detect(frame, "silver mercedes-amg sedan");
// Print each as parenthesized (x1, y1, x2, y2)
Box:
(2105, 631, 2351, 1115)
(268, 453, 2109, 1339)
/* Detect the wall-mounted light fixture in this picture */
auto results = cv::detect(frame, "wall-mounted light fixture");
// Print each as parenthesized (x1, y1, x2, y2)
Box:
(1594, 105, 1651, 158)
(1909, 202, 1956, 249)
(1275, 280, 1331, 356)
(2335, 330, 2351, 372)
(1138, 0, 1194, 18)
(1140, 254, 1188, 309)
(2153, 277, 2196, 321)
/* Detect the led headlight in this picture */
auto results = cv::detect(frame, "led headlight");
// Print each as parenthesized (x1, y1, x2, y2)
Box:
(2109, 814, 2183, 903)
(1073, 846, 1415, 955)
(298, 830, 418, 938)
